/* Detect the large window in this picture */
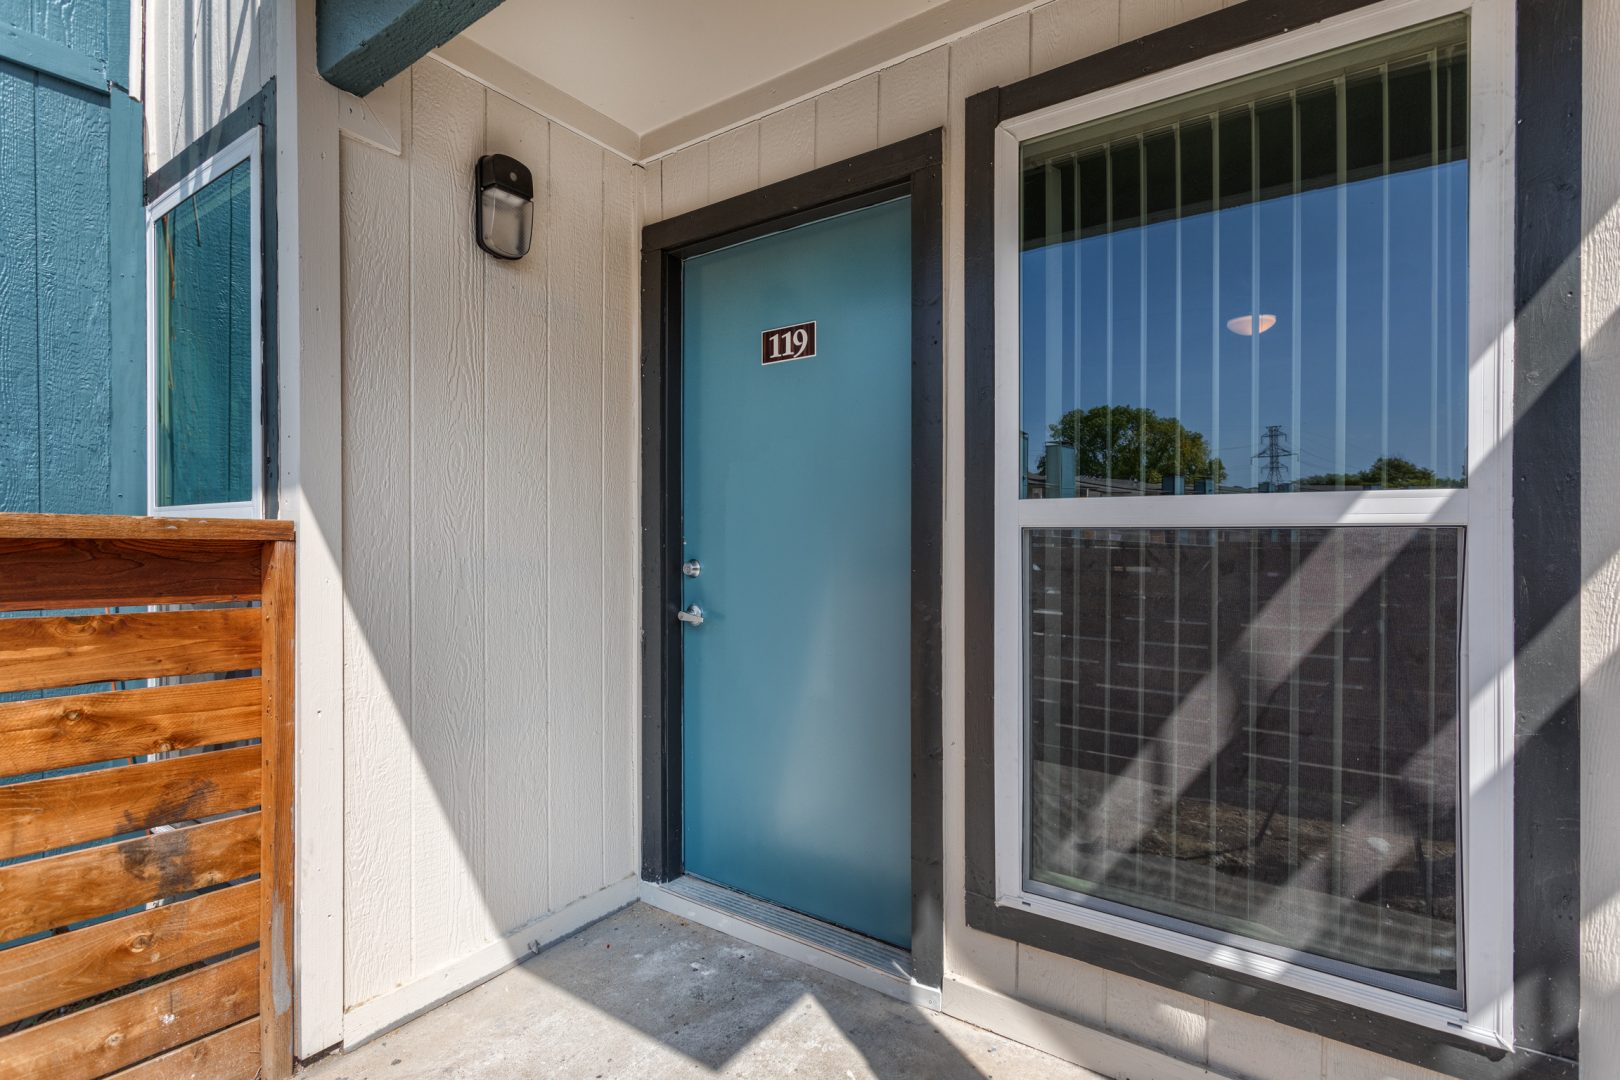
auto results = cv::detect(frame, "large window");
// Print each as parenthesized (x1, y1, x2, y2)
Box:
(1018, 32, 1467, 500)
(992, 5, 1513, 1045)
(146, 129, 262, 517)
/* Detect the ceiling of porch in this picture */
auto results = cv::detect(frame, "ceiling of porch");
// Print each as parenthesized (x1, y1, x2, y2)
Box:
(458, 0, 1017, 155)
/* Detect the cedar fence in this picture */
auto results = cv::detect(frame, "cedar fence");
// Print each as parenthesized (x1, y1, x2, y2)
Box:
(0, 514, 294, 1079)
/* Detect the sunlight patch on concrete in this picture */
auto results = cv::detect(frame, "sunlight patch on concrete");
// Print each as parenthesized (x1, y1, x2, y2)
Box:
(301, 902, 1109, 1079)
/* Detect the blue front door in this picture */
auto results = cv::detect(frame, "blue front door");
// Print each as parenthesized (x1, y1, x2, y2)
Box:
(680, 197, 913, 948)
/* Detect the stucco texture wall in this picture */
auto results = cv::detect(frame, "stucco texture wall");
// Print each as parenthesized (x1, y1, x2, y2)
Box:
(338, 55, 639, 1031)
(641, 2, 1478, 1078)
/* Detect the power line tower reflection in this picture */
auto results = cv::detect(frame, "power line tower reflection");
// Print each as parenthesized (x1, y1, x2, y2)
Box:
(1254, 425, 1295, 492)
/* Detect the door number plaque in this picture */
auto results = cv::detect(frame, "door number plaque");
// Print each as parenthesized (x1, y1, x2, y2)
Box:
(762, 321, 816, 365)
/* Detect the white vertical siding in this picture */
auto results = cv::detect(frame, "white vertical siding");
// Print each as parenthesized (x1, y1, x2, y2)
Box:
(877, 47, 950, 146)
(757, 99, 816, 189)
(639, 157, 663, 226)
(813, 73, 879, 167)
(406, 56, 490, 972)
(1030, 0, 1120, 74)
(601, 154, 640, 883)
(340, 56, 639, 1022)
(1118, 0, 1223, 41)
(340, 74, 415, 1009)
(482, 89, 552, 934)
(660, 140, 710, 220)
(706, 122, 760, 203)
(145, 0, 274, 167)
(544, 124, 609, 911)
(633, 4, 1451, 1079)
(939, 3, 1031, 999)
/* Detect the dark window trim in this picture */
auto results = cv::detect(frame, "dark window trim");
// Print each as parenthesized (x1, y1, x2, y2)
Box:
(640, 129, 946, 988)
(144, 81, 281, 518)
(961, 3, 1580, 1078)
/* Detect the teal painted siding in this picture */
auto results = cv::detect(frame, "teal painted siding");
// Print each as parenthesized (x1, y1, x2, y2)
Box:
(0, 0, 143, 516)
(4, 0, 110, 65)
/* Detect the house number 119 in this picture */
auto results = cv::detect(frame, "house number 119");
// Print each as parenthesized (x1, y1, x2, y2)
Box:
(761, 321, 816, 365)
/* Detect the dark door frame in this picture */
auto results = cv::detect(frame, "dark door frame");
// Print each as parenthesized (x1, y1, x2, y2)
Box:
(639, 129, 945, 988)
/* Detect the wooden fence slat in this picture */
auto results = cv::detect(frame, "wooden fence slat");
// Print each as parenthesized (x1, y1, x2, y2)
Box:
(0, 745, 261, 861)
(0, 678, 262, 776)
(0, 514, 292, 543)
(0, 813, 261, 941)
(0, 882, 258, 1027)
(258, 538, 296, 1080)
(104, 1018, 260, 1080)
(0, 538, 264, 612)
(0, 515, 294, 1080)
(0, 951, 258, 1080)
(0, 609, 261, 694)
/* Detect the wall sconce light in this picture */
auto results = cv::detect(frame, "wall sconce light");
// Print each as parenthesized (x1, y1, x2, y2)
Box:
(475, 154, 534, 260)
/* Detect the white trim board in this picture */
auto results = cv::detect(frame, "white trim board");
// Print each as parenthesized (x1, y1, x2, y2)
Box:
(278, 0, 347, 1054)
(341, 876, 641, 1049)
(639, 881, 943, 1010)
(144, 126, 266, 521)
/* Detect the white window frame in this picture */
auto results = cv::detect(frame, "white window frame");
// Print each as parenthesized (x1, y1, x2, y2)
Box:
(144, 127, 264, 519)
(990, 0, 1515, 1049)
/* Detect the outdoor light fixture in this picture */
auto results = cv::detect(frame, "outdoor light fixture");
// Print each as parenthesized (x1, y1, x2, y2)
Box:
(475, 154, 534, 260)
(1226, 313, 1278, 336)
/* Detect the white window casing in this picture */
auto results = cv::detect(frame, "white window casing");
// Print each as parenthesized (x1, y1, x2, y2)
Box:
(144, 126, 265, 519)
(989, 0, 1514, 1049)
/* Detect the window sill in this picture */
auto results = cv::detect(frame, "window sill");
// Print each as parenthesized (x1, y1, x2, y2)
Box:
(963, 889, 1573, 1079)
(1000, 886, 1493, 1048)
(149, 502, 264, 521)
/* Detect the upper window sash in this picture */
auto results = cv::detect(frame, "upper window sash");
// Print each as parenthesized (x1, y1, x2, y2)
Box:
(989, 0, 1515, 1050)
(144, 128, 264, 519)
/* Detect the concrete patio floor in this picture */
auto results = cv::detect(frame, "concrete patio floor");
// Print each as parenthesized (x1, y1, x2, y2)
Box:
(301, 902, 1110, 1080)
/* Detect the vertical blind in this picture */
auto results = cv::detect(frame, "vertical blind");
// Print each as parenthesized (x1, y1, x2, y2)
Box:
(1018, 34, 1468, 497)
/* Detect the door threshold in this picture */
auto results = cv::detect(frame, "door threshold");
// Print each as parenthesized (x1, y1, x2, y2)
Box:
(639, 876, 941, 1010)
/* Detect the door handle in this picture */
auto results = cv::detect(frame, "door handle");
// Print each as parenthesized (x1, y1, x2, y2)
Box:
(676, 604, 705, 627)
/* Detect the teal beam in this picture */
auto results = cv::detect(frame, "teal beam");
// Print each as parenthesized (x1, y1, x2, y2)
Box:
(318, 0, 504, 96)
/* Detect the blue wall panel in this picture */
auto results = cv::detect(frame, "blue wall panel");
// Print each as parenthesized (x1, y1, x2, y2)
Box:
(37, 77, 113, 513)
(0, 0, 142, 516)
(0, 59, 41, 512)
(32, 0, 109, 62)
